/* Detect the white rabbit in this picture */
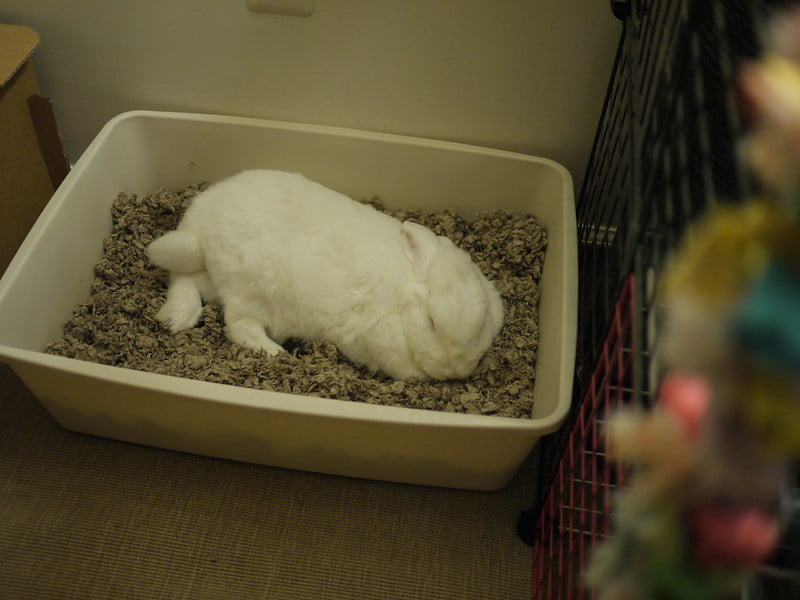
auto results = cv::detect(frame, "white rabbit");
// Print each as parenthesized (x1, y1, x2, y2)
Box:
(147, 169, 504, 380)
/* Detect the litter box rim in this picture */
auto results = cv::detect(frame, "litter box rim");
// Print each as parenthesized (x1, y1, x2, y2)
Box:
(0, 109, 576, 438)
(1, 347, 566, 431)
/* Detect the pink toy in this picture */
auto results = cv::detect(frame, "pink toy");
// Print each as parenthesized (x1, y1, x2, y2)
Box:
(658, 373, 711, 440)
(691, 504, 779, 567)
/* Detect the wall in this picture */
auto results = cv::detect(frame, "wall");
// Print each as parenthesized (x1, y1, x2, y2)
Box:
(1, 1, 620, 189)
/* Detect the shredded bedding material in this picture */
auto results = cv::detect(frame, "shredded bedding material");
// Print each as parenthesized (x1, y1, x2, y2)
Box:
(46, 184, 547, 419)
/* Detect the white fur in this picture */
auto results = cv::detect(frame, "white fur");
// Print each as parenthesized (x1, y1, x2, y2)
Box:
(147, 169, 504, 380)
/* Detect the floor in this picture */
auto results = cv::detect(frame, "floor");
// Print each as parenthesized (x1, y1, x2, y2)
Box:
(0, 363, 537, 599)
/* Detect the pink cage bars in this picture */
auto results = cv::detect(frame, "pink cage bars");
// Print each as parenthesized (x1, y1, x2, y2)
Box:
(531, 275, 636, 600)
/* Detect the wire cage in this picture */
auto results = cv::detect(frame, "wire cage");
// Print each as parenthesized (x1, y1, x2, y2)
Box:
(522, 0, 800, 598)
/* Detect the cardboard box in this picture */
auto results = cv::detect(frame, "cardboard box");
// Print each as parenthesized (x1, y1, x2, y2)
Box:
(0, 24, 69, 276)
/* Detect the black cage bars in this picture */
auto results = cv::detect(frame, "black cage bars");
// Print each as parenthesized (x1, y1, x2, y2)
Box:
(526, 1, 799, 598)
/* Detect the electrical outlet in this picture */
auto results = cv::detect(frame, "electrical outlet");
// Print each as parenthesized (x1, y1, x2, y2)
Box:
(247, 0, 313, 17)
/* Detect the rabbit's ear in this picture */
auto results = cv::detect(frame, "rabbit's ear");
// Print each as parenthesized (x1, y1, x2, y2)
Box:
(401, 221, 439, 270)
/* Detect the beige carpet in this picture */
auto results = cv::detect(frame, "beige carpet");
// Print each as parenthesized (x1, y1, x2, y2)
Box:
(0, 363, 536, 599)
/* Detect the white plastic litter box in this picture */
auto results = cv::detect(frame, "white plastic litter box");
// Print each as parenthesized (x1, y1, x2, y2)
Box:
(0, 111, 577, 490)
